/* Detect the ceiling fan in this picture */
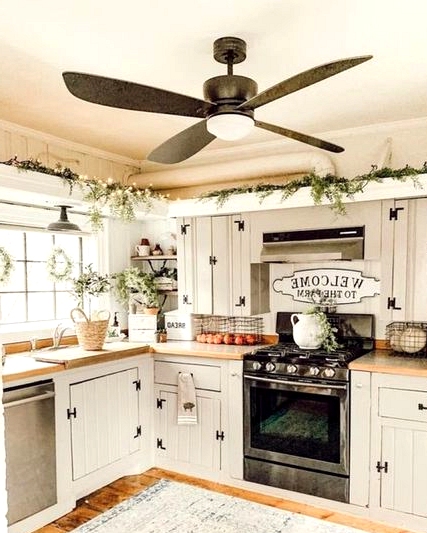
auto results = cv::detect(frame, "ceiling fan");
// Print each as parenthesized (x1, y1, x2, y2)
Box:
(62, 37, 372, 164)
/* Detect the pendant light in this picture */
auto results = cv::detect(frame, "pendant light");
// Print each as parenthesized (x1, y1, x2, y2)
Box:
(46, 205, 81, 233)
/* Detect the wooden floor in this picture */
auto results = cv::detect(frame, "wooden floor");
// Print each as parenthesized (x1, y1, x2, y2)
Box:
(33, 468, 416, 533)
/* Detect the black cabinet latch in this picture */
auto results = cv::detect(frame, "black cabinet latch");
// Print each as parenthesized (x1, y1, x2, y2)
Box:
(387, 297, 401, 310)
(157, 438, 166, 450)
(418, 403, 427, 410)
(216, 430, 225, 441)
(376, 461, 388, 473)
(157, 398, 166, 409)
(67, 407, 77, 419)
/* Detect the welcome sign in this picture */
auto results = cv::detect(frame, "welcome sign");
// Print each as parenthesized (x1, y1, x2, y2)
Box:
(273, 268, 380, 304)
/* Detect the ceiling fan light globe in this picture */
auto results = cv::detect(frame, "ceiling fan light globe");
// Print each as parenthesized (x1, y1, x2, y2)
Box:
(207, 113, 254, 141)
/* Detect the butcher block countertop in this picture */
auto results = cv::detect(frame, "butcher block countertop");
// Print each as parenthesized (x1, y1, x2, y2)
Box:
(2, 340, 261, 383)
(349, 349, 427, 377)
(151, 340, 259, 359)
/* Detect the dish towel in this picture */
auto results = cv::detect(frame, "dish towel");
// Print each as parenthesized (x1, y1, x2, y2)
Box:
(177, 372, 198, 425)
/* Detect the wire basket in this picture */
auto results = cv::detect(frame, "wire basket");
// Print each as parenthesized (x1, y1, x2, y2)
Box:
(197, 315, 264, 345)
(385, 321, 427, 357)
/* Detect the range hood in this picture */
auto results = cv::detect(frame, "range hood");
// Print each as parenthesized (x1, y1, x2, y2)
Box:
(261, 226, 364, 263)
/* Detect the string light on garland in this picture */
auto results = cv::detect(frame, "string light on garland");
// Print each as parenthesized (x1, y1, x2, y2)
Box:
(199, 163, 427, 213)
(0, 247, 13, 286)
(1, 156, 167, 232)
(46, 247, 73, 282)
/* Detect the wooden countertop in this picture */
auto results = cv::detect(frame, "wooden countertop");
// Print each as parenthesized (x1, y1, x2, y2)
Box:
(349, 349, 427, 377)
(1, 340, 260, 382)
(150, 340, 259, 360)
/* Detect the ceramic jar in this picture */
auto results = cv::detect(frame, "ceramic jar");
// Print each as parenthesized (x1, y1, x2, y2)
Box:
(290, 313, 322, 349)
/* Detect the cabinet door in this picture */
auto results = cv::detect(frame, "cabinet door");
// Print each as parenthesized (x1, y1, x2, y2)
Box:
(69, 368, 140, 480)
(176, 217, 195, 312)
(211, 216, 232, 315)
(381, 199, 408, 322)
(379, 421, 427, 517)
(193, 215, 232, 315)
(155, 388, 221, 471)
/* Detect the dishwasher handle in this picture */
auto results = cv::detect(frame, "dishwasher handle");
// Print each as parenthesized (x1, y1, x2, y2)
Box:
(4, 390, 55, 409)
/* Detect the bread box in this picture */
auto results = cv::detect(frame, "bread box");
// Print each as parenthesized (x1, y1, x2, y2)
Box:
(164, 311, 202, 341)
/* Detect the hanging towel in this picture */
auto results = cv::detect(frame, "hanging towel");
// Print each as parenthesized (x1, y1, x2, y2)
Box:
(177, 372, 198, 425)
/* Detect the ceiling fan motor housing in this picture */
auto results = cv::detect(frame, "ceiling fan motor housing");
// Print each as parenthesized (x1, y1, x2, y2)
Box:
(203, 75, 257, 107)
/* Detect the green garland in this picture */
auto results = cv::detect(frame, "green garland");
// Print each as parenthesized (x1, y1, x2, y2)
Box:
(0, 247, 13, 286)
(1, 156, 167, 231)
(46, 247, 73, 282)
(199, 163, 427, 213)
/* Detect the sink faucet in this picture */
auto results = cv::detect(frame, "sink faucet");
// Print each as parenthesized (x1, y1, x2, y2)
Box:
(52, 323, 74, 348)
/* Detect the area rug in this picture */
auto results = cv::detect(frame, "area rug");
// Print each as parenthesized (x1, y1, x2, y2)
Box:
(74, 479, 366, 533)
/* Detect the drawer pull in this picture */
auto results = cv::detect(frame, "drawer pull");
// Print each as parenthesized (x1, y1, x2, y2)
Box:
(418, 403, 427, 410)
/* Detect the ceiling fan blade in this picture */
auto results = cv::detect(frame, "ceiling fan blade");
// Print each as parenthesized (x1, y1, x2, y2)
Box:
(147, 120, 216, 164)
(62, 72, 214, 118)
(255, 120, 344, 153)
(238, 56, 373, 111)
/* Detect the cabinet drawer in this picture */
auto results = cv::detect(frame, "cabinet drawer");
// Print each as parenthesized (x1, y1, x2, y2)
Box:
(154, 361, 221, 392)
(379, 387, 427, 422)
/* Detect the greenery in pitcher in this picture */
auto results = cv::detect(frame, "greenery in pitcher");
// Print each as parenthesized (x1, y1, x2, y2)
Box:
(304, 306, 340, 353)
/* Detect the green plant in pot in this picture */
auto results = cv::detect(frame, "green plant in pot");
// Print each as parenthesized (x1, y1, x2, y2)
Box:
(112, 266, 160, 314)
(70, 264, 111, 318)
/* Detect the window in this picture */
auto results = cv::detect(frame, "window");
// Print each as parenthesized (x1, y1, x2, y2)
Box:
(0, 228, 84, 325)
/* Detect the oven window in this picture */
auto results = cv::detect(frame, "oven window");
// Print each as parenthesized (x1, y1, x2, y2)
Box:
(250, 386, 341, 463)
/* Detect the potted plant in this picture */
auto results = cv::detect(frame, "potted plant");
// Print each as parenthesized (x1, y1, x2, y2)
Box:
(70, 264, 111, 318)
(112, 266, 160, 314)
(69, 264, 111, 350)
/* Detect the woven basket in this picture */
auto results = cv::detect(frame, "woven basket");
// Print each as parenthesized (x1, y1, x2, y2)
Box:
(71, 308, 110, 350)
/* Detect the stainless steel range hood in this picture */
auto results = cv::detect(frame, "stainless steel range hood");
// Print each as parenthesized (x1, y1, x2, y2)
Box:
(261, 226, 364, 263)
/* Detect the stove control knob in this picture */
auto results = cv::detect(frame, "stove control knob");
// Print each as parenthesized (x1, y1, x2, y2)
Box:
(323, 367, 336, 378)
(265, 362, 276, 372)
(309, 366, 320, 376)
(286, 364, 297, 374)
(252, 361, 262, 371)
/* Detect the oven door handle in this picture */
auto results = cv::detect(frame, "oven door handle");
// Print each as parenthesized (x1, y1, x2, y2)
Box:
(244, 374, 348, 390)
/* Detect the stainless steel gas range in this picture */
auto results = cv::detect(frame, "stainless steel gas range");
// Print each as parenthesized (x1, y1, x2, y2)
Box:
(243, 312, 374, 503)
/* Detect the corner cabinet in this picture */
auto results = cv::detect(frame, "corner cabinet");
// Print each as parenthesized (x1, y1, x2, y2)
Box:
(68, 367, 141, 480)
(369, 372, 427, 529)
(153, 355, 243, 481)
(176, 214, 269, 316)
(54, 356, 154, 500)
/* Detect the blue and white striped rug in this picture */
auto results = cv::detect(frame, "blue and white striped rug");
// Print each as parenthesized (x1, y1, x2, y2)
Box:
(74, 479, 366, 533)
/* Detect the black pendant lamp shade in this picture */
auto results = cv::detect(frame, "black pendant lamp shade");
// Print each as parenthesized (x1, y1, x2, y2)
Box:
(47, 205, 81, 233)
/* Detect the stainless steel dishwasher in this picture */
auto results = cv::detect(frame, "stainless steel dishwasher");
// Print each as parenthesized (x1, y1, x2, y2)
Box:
(3, 379, 57, 525)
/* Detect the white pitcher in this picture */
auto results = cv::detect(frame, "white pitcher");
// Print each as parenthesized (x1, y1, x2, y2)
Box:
(290, 313, 322, 349)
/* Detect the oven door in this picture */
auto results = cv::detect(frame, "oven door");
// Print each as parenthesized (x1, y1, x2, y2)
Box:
(244, 374, 349, 476)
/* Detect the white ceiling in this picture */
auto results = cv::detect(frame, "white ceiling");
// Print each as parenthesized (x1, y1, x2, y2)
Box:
(1, 0, 427, 164)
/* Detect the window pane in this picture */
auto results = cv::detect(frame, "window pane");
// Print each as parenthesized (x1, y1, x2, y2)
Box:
(0, 293, 26, 323)
(28, 293, 54, 321)
(54, 234, 81, 263)
(56, 291, 76, 319)
(2, 262, 25, 292)
(0, 230, 25, 259)
(26, 233, 54, 261)
(27, 262, 54, 291)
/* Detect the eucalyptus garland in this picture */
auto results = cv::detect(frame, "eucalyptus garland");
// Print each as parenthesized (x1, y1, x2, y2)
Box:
(199, 163, 427, 213)
(0, 247, 13, 286)
(1, 156, 165, 231)
(46, 247, 73, 282)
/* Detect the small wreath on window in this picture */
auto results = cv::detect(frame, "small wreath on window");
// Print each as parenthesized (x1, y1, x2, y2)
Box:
(46, 247, 73, 282)
(0, 247, 13, 286)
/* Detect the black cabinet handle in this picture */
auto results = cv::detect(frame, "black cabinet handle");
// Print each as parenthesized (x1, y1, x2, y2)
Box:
(418, 403, 427, 410)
